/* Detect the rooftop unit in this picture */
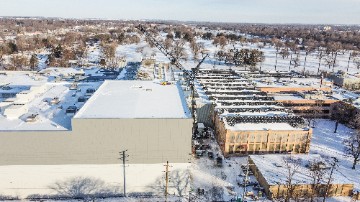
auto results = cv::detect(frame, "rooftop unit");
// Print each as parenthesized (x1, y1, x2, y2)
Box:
(69, 83, 78, 90)
(50, 97, 60, 105)
(25, 114, 38, 122)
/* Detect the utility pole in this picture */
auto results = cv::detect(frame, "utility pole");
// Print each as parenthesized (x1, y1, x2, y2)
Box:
(164, 161, 171, 202)
(119, 150, 129, 197)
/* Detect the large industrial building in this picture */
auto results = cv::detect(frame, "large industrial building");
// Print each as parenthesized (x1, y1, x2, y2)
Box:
(195, 69, 312, 156)
(0, 80, 192, 165)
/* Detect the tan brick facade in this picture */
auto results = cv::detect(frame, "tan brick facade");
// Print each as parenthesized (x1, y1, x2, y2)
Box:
(214, 114, 312, 157)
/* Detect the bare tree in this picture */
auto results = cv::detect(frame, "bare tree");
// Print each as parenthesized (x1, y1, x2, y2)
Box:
(280, 48, 290, 59)
(171, 40, 187, 61)
(101, 42, 117, 68)
(218, 36, 228, 49)
(29, 54, 38, 70)
(353, 54, 360, 70)
(49, 177, 119, 199)
(325, 54, 336, 71)
(347, 51, 357, 72)
(308, 160, 327, 201)
(190, 41, 200, 60)
(272, 39, 284, 71)
(322, 157, 339, 202)
(0, 47, 4, 68)
(164, 38, 173, 50)
(170, 170, 191, 197)
(149, 169, 191, 198)
(9, 54, 28, 70)
(303, 40, 315, 75)
(317, 47, 325, 75)
(344, 131, 360, 169)
(327, 42, 342, 72)
(283, 156, 301, 202)
(286, 42, 298, 71)
(310, 100, 325, 128)
(214, 50, 225, 64)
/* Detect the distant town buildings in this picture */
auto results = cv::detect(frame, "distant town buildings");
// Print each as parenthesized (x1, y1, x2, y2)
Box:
(329, 71, 360, 90)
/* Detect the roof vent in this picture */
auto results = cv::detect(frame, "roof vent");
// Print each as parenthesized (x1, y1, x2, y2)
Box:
(131, 85, 143, 89)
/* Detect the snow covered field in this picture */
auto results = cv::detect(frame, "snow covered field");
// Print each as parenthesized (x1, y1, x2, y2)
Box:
(0, 164, 190, 199)
(141, 33, 360, 76)
(310, 119, 360, 191)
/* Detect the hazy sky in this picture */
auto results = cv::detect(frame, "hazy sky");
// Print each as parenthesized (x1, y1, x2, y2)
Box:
(0, 0, 359, 24)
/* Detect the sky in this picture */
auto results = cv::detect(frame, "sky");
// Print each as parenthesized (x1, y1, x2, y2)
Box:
(0, 0, 359, 24)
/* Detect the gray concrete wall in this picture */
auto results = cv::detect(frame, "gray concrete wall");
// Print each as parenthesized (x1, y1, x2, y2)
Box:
(0, 118, 192, 165)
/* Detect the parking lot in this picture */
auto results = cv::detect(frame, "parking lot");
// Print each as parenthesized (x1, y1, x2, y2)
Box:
(191, 125, 267, 201)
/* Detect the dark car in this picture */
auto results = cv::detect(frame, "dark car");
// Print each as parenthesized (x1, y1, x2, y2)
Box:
(216, 157, 223, 167)
(253, 185, 265, 192)
(240, 181, 258, 187)
(208, 151, 214, 159)
(200, 144, 211, 150)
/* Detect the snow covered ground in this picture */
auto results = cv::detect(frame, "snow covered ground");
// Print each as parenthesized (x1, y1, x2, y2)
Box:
(1, 31, 360, 201)
(145, 33, 360, 76)
(0, 164, 190, 199)
(310, 119, 360, 191)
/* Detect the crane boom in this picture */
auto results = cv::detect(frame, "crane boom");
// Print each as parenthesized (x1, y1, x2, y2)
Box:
(136, 24, 208, 134)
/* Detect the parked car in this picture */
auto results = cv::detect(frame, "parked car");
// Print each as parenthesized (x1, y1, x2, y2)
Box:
(253, 185, 265, 192)
(195, 150, 205, 158)
(240, 181, 258, 187)
(216, 157, 223, 167)
(200, 144, 211, 150)
(208, 151, 214, 159)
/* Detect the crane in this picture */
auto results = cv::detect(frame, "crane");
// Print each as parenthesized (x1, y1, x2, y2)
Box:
(136, 24, 208, 133)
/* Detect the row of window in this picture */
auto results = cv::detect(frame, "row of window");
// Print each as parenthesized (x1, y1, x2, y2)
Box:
(227, 133, 308, 143)
(228, 143, 306, 154)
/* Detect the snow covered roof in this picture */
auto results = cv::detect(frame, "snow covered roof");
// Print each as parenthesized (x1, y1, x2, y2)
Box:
(0, 82, 102, 131)
(75, 81, 191, 119)
(273, 95, 304, 100)
(250, 154, 352, 185)
(224, 121, 304, 131)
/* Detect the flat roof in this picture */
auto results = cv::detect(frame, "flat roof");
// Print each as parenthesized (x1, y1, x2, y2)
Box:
(250, 154, 352, 185)
(75, 81, 191, 119)
(0, 82, 102, 131)
(224, 121, 304, 131)
(273, 95, 304, 101)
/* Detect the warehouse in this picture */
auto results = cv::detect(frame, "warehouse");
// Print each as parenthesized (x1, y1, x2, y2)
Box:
(0, 80, 192, 165)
